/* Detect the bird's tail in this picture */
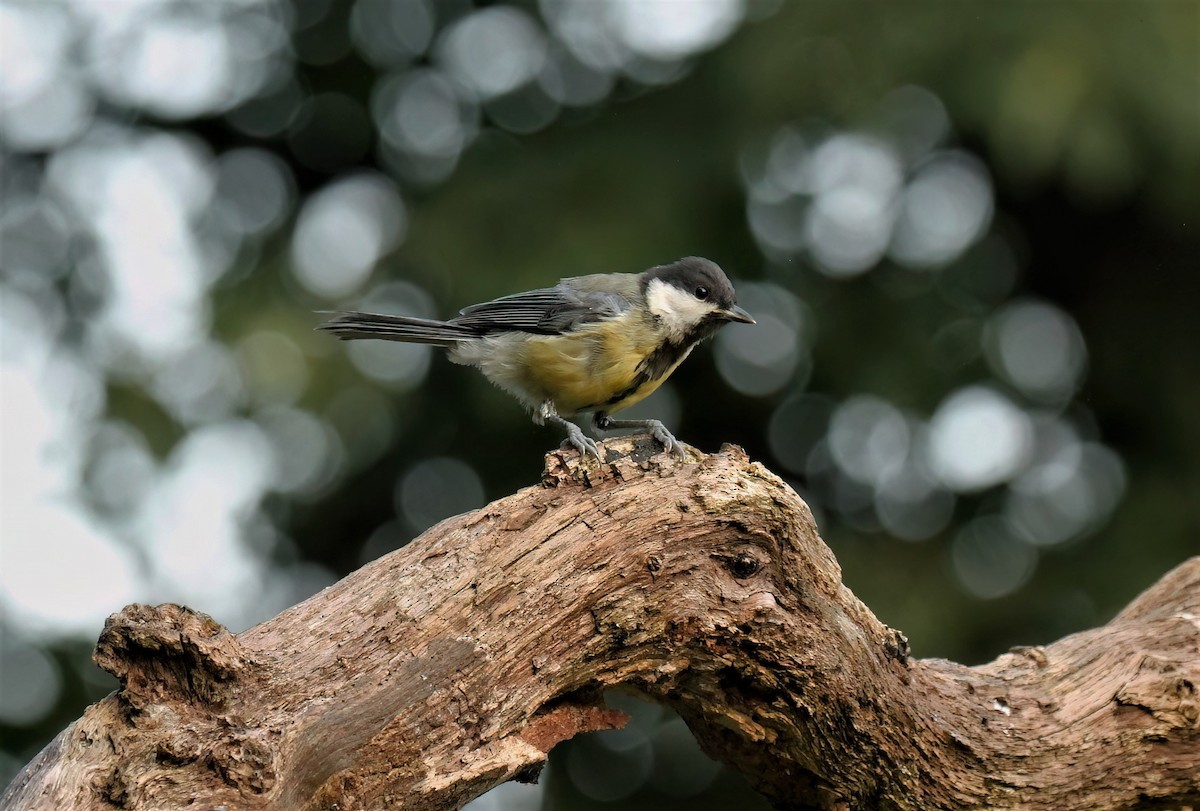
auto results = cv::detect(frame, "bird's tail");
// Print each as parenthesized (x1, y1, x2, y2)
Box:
(316, 311, 476, 346)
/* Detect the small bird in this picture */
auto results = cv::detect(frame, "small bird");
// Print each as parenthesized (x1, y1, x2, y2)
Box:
(318, 256, 754, 458)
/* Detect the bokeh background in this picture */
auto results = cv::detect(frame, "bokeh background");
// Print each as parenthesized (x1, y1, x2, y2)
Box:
(2, 0, 1197, 807)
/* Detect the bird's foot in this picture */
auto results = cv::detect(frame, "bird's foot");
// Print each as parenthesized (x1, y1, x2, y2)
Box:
(593, 414, 686, 459)
(645, 420, 687, 459)
(542, 401, 603, 460)
(559, 422, 603, 460)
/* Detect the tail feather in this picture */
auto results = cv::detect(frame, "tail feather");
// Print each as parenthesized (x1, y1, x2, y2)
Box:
(317, 311, 475, 346)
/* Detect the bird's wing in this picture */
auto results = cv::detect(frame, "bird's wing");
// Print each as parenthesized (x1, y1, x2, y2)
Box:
(451, 285, 630, 335)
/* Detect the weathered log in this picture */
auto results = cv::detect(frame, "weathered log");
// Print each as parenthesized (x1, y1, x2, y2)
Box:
(4, 438, 1198, 810)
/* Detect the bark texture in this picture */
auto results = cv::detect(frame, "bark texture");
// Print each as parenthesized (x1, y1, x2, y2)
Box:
(4, 438, 1198, 810)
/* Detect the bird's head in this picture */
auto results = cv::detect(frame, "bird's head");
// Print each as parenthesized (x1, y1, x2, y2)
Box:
(642, 257, 755, 343)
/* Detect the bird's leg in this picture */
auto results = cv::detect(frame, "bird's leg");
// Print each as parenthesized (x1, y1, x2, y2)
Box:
(593, 413, 686, 458)
(539, 401, 601, 459)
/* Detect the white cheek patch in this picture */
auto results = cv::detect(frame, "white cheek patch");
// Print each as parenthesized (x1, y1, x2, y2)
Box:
(646, 278, 716, 342)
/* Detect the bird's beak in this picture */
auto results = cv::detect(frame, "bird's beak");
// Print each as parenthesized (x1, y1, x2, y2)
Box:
(721, 305, 756, 324)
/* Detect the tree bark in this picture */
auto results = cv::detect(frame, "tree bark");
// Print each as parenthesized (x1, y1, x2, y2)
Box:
(4, 438, 1198, 810)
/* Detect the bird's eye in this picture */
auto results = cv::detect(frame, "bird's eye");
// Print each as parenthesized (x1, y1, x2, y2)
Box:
(694, 286, 709, 300)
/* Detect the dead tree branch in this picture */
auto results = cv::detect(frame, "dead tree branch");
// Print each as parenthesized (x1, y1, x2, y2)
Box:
(4, 438, 1198, 810)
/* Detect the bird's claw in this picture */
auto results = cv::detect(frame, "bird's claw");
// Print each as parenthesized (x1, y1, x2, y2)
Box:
(561, 425, 604, 460)
(648, 421, 687, 459)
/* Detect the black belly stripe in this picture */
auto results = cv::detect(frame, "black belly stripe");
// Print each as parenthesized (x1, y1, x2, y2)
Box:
(587, 338, 695, 411)
(641, 336, 695, 380)
(600, 378, 649, 409)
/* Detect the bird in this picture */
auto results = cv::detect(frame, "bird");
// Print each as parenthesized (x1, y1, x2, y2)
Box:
(317, 256, 754, 459)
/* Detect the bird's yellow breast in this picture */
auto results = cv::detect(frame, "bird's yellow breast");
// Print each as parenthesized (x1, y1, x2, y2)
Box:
(519, 318, 689, 416)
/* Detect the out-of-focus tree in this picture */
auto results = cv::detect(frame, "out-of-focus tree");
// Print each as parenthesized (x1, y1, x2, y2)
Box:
(1, 1, 1196, 807)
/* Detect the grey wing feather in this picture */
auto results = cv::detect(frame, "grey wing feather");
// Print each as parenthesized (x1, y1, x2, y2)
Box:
(317, 311, 474, 345)
(451, 285, 629, 335)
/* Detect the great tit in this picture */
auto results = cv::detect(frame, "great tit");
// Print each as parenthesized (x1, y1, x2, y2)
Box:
(318, 256, 754, 458)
